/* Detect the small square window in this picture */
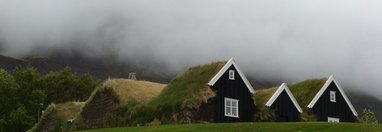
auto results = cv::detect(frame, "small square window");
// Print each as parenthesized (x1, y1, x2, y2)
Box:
(225, 98, 239, 118)
(330, 91, 336, 102)
(229, 70, 235, 80)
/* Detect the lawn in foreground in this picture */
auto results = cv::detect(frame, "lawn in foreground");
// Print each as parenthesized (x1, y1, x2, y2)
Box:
(78, 122, 382, 132)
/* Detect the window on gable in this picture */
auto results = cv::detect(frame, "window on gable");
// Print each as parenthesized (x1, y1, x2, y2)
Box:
(229, 70, 235, 80)
(225, 97, 239, 118)
(330, 91, 336, 102)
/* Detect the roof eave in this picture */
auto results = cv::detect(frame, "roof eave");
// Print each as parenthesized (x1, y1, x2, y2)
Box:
(208, 58, 255, 93)
(265, 83, 303, 113)
(307, 75, 358, 116)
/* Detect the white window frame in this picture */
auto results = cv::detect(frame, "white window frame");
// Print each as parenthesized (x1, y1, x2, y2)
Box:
(229, 70, 235, 80)
(328, 117, 340, 123)
(330, 91, 336, 102)
(224, 97, 239, 118)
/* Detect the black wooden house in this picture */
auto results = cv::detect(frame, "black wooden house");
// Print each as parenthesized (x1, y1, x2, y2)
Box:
(265, 83, 303, 122)
(208, 58, 256, 122)
(307, 75, 358, 122)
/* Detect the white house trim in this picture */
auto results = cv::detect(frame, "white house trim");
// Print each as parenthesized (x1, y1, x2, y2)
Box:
(328, 117, 340, 123)
(265, 83, 303, 113)
(208, 58, 255, 93)
(307, 75, 358, 116)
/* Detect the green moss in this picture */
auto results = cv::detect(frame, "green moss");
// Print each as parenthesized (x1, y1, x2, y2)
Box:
(288, 78, 327, 121)
(126, 61, 226, 125)
(253, 88, 277, 121)
(288, 78, 327, 109)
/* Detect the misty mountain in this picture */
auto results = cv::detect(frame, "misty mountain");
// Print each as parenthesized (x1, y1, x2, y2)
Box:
(1, 0, 382, 102)
(0, 54, 28, 71)
(0, 53, 381, 121)
(0, 52, 172, 83)
(349, 92, 382, 121)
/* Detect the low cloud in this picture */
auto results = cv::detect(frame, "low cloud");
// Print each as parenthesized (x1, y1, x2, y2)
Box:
(0, 0, 382, 99)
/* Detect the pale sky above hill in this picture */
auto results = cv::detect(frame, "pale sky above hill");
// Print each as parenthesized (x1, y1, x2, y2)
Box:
(1, 0, 382, 99)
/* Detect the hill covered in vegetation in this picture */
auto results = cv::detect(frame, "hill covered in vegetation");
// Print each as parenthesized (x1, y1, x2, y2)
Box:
(75, 79, 166, 130)
(124, 61, 226, 125)
(0, 66, 99, 132)
(29, 79, 166, 131)
(29, 102, 84, 132)
(1, 55, 381, 131)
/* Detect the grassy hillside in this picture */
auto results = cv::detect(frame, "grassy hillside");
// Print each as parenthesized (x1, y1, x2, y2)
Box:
(79, 122, 382, 132)
(288, 78, 327, 109)
(0, 54, 27, 71)
(100, 79, 166, 105)
(23, 52, 172, 83)
(29, 102, 84, 132)
(253, 78, 327, 121)
(75, 79, 166, 130)
(252, 87, 277, 121)
(125, 61, 226, 125)
(29, 79, 166, 131)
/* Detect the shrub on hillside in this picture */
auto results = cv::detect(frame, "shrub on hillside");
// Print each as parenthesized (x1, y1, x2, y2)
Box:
(362, 108, 378, 124)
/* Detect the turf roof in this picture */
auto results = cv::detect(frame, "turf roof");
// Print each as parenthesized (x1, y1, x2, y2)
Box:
(126, 61, 227, 124)
(102, 79, 166, 105)
(55, 102, 85, 120)
(28, 102, 85, 132)
(84, 79, 166, 107)
(255, 78, 327, 109)
(152, 61, 226, 107)
(253, 78, 327, 121)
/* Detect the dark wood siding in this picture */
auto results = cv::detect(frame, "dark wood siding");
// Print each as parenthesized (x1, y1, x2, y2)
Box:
(269, 90, 300, 122)
(210, 65, 255, 122)
(310, 82, 356, 122)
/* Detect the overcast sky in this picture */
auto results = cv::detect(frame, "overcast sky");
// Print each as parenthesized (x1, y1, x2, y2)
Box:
(0, 0, 382, 99)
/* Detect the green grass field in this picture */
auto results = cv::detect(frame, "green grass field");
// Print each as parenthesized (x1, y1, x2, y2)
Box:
(78, 122, 382, 132)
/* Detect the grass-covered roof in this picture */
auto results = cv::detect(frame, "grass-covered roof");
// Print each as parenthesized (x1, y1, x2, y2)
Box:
(101, 79, 166, 105)
(255, 78, 327, 108)
(126, 61, 227, 125)
(55, 102, 85, 120)
(75, 79, 166, 129)
(288, 78, 327, 109)
(28, 102, 85, 132)
(31, 79, 166, 131)
(253, 78, 327, 121)
(150, 61, 226, 109)
(82, 79, 166, 108)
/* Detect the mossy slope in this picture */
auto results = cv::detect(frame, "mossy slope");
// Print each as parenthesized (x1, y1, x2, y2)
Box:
(28, 102, 84, 132)
(75, 79, 166, 129)
(126, 61, 226, 125)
